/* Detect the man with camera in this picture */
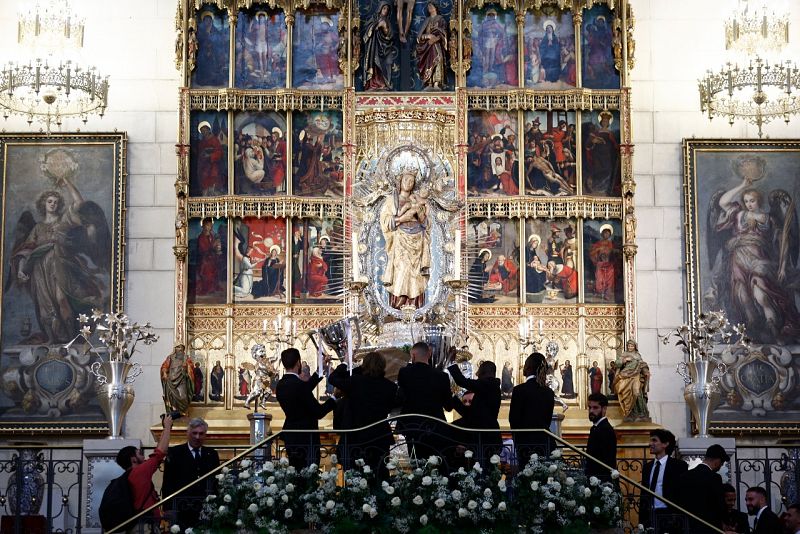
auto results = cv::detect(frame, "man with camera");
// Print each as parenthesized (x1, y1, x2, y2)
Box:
(162, 416, 220, 529)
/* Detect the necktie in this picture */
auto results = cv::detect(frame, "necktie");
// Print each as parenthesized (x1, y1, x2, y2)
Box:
(193, 448, 201, 461)
(649, 460, 661, 493)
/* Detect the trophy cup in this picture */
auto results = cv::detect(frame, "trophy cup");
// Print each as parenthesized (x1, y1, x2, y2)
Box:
(317, 316, 363, 364)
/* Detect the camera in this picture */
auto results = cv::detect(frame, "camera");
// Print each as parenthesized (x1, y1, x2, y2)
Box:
(161, 410, 183, 420)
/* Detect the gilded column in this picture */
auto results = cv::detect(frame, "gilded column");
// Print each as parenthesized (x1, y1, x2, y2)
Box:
(620, 86, 637, 342)
(174, 88, 191, 346)
(285, 8, 295, 88)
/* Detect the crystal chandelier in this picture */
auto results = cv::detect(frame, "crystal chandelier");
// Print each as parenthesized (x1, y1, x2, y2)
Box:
(699, 1, 799, 137)
(0, 0, 109, 133)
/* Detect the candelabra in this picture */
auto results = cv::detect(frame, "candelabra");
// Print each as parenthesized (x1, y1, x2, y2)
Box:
(518, 313, 545, 352)
(261, 312, 296, 353)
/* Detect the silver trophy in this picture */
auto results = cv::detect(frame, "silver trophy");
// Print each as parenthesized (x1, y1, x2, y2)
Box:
(316, 316, 362, 362)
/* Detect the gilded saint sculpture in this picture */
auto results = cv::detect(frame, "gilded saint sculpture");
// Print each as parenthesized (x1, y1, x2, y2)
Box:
(614, 339, 650, 421)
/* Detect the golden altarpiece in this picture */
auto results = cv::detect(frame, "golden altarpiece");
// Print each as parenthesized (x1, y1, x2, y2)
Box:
(169, 0, 645, 443)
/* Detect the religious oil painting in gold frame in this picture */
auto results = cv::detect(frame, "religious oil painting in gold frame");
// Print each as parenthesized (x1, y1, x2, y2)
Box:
(0, 133, 126, 434)
(684, 139, 800, 434)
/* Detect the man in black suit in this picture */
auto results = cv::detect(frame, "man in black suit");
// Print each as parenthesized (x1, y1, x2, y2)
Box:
(745, 486, 781, 534)
(785, 502, 800, 534)
(162, 417, 220, 528)
(639, 429, 688, 532)
(275, 347, 337, 469)
(676, 443, 730, 533)
(397, 341, 454, 460)
(509, 352, 556, 464)
(585, 392, 616, 482)
(722, 483, 751, 533)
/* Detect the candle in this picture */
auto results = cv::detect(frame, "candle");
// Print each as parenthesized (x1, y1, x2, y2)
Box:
(352, 230, 361, 280)
(454, 226, 461, 279)
(538, 319, 544, 335)
(346, 319, 353, 376)
(317, 332, 323, 375)
(519, 318, 526, 339)
(262, 319, 267, 333)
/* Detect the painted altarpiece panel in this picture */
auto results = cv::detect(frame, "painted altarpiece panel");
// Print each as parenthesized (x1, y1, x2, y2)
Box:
(233, 111, 288, 196)
(292, 110, 344, 197)
(467, 111, 519, 197)
(293, 10, 343, 90)
(524, 8, 576, 89)
(581, 110, 621, 197)
(192, 5, 230, 88)
(524, 218, 578, 305)
(467, 218, 519, 305)
(188, 217, 228, 304)
(235, 7, 287, 90)
(232, 217, 287, 303)
(190, 111, 229, 197)
(291, 217, 343, 304)
(580, 4, 619, 90)
(523, 110, 576, 196)
(583, 219, 623, 304)
(466, 5, 518, 89)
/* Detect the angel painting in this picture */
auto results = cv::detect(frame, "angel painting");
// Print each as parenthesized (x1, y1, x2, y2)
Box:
(704, 155, 800, 345)
(6, 149, 110, 345)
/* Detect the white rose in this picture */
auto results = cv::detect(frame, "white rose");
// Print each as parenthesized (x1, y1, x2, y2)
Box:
(252, 482, 262, 491)
(215, 473, 224, 481)
(235, 519, 243, 527)
(308, 463, 318, 471)
(552, 482, 562, 492)
(603, 486, 612, 495)
(457, 467, 466, 475)
(285, 508, 293, 519)
(473, 462, 483, 473)
(206, 494, 217, 502)
(522, 468, 533, 477)
(594, 507, 601, 515)
(184, 529, 194, 534)
(248, 503, 258, 513)
(386, 462, 396, 470)
(362, 504, 371, 514)
(550, 449, 562, 459)
(363, 465, 372, 474)
(566, 477, 575, 486)
(583, 487, 592, 498)
(577, 506, 586, 515)
(531, 481, 539, 491)
(468, 500, 477, 510)
(285, 483, 295, 493)
(482, 501, 492, 510)
(614, 506, 619, 513)
(566, 500, 576, 508)
(239, 470, 250, 479)
(547, 502, 555, 511)
(266, 497, 274, 507)
(498, 479, 506, 491)
(422, 476, 433, 486)
(464, 450, 474, 459)
(391, 497, 401, 507)
(356, 459, 365, 467)
(369, 507, 378, 518)
(384, 485, 395, 495)
(490, 454, 501, 465)
(282, 494, 289, 503)
(223, 494, 232, 503)
(440, 476, 449, 485)
(218, 505, 227, 514)
(330, 454, 338, 464)
(240, 459, 251, 469)
(611, 470, 620, 479)
(420, 515, 428, 526)
(326, 500, 335, 510)
(590, 476, 599, 486)
(452, 489, 462, 500)
(458, 508, 468, 517)
(279, 457, 289, 466)
(498, 501, 507, 512)
(428, 455, 439, 465)
(222, 466, 230, 474)
(359, 479, 368, 489)
(531, 453, 539, 462)
(435, 498, 445, 508)
(548, 464, 558, 473)
(267, 476, 275, 485)
(484, 488, 492, 497)
(413, 495, 424, 505)
(170, 526, 181, 533)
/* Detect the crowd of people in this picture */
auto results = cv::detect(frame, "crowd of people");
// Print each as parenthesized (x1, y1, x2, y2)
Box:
(116, 343, 798, 533)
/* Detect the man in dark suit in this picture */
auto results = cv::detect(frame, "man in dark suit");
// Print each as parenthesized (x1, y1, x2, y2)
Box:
(276, 347, 337, 469)
(785, 502, 800, 534)
(397, 341, 454, 460)
(162, 417, 220, 528)
(448, 360, 502, 463)
(585, 392, 616, 482)
(722, 483, 751, 533)
(745, 486, 781, 534)
(676, 443, 730, 533)
(640, 429, 688, 532)
(509, 352, 556, 464)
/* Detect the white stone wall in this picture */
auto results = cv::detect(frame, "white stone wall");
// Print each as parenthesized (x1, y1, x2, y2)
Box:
(0, 0, 180, 445)
(0, 0, 798, 444)
(629, 0, 800, 437)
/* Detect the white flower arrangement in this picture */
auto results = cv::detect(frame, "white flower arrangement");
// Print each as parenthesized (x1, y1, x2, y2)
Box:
(74, 309, 158, 362)
(194, 450, 620, 533)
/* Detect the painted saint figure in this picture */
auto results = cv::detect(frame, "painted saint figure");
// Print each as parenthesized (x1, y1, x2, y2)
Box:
(539, 21, 561, 82)
(560, 360, 576, 398)
(10, 154, 110, 344)
(210, 360, 224, 401)
(588, 360, 603, 395)
(589, 224, 617, 301)
(380, 168, 431, 309)
(705, 155, 800, 344)
(196, 120, 226, 195)
(583, 111, 619, 196)
(196, 218, 223, 296)
(415, 2, 448, 90)
(362, 1, 398, 91)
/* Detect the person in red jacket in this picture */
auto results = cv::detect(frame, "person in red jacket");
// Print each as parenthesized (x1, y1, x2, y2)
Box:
(114, 414, 173, 527)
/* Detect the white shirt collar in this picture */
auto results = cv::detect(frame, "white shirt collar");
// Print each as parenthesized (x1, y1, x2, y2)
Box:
(593, 416, 607, 427)
(284, 371, 301, 378)
(525, 375, 537, 382)
(756, 506, 767, 521)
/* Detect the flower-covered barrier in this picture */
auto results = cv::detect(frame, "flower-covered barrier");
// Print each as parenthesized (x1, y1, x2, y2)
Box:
(182, 451, 621, 534)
